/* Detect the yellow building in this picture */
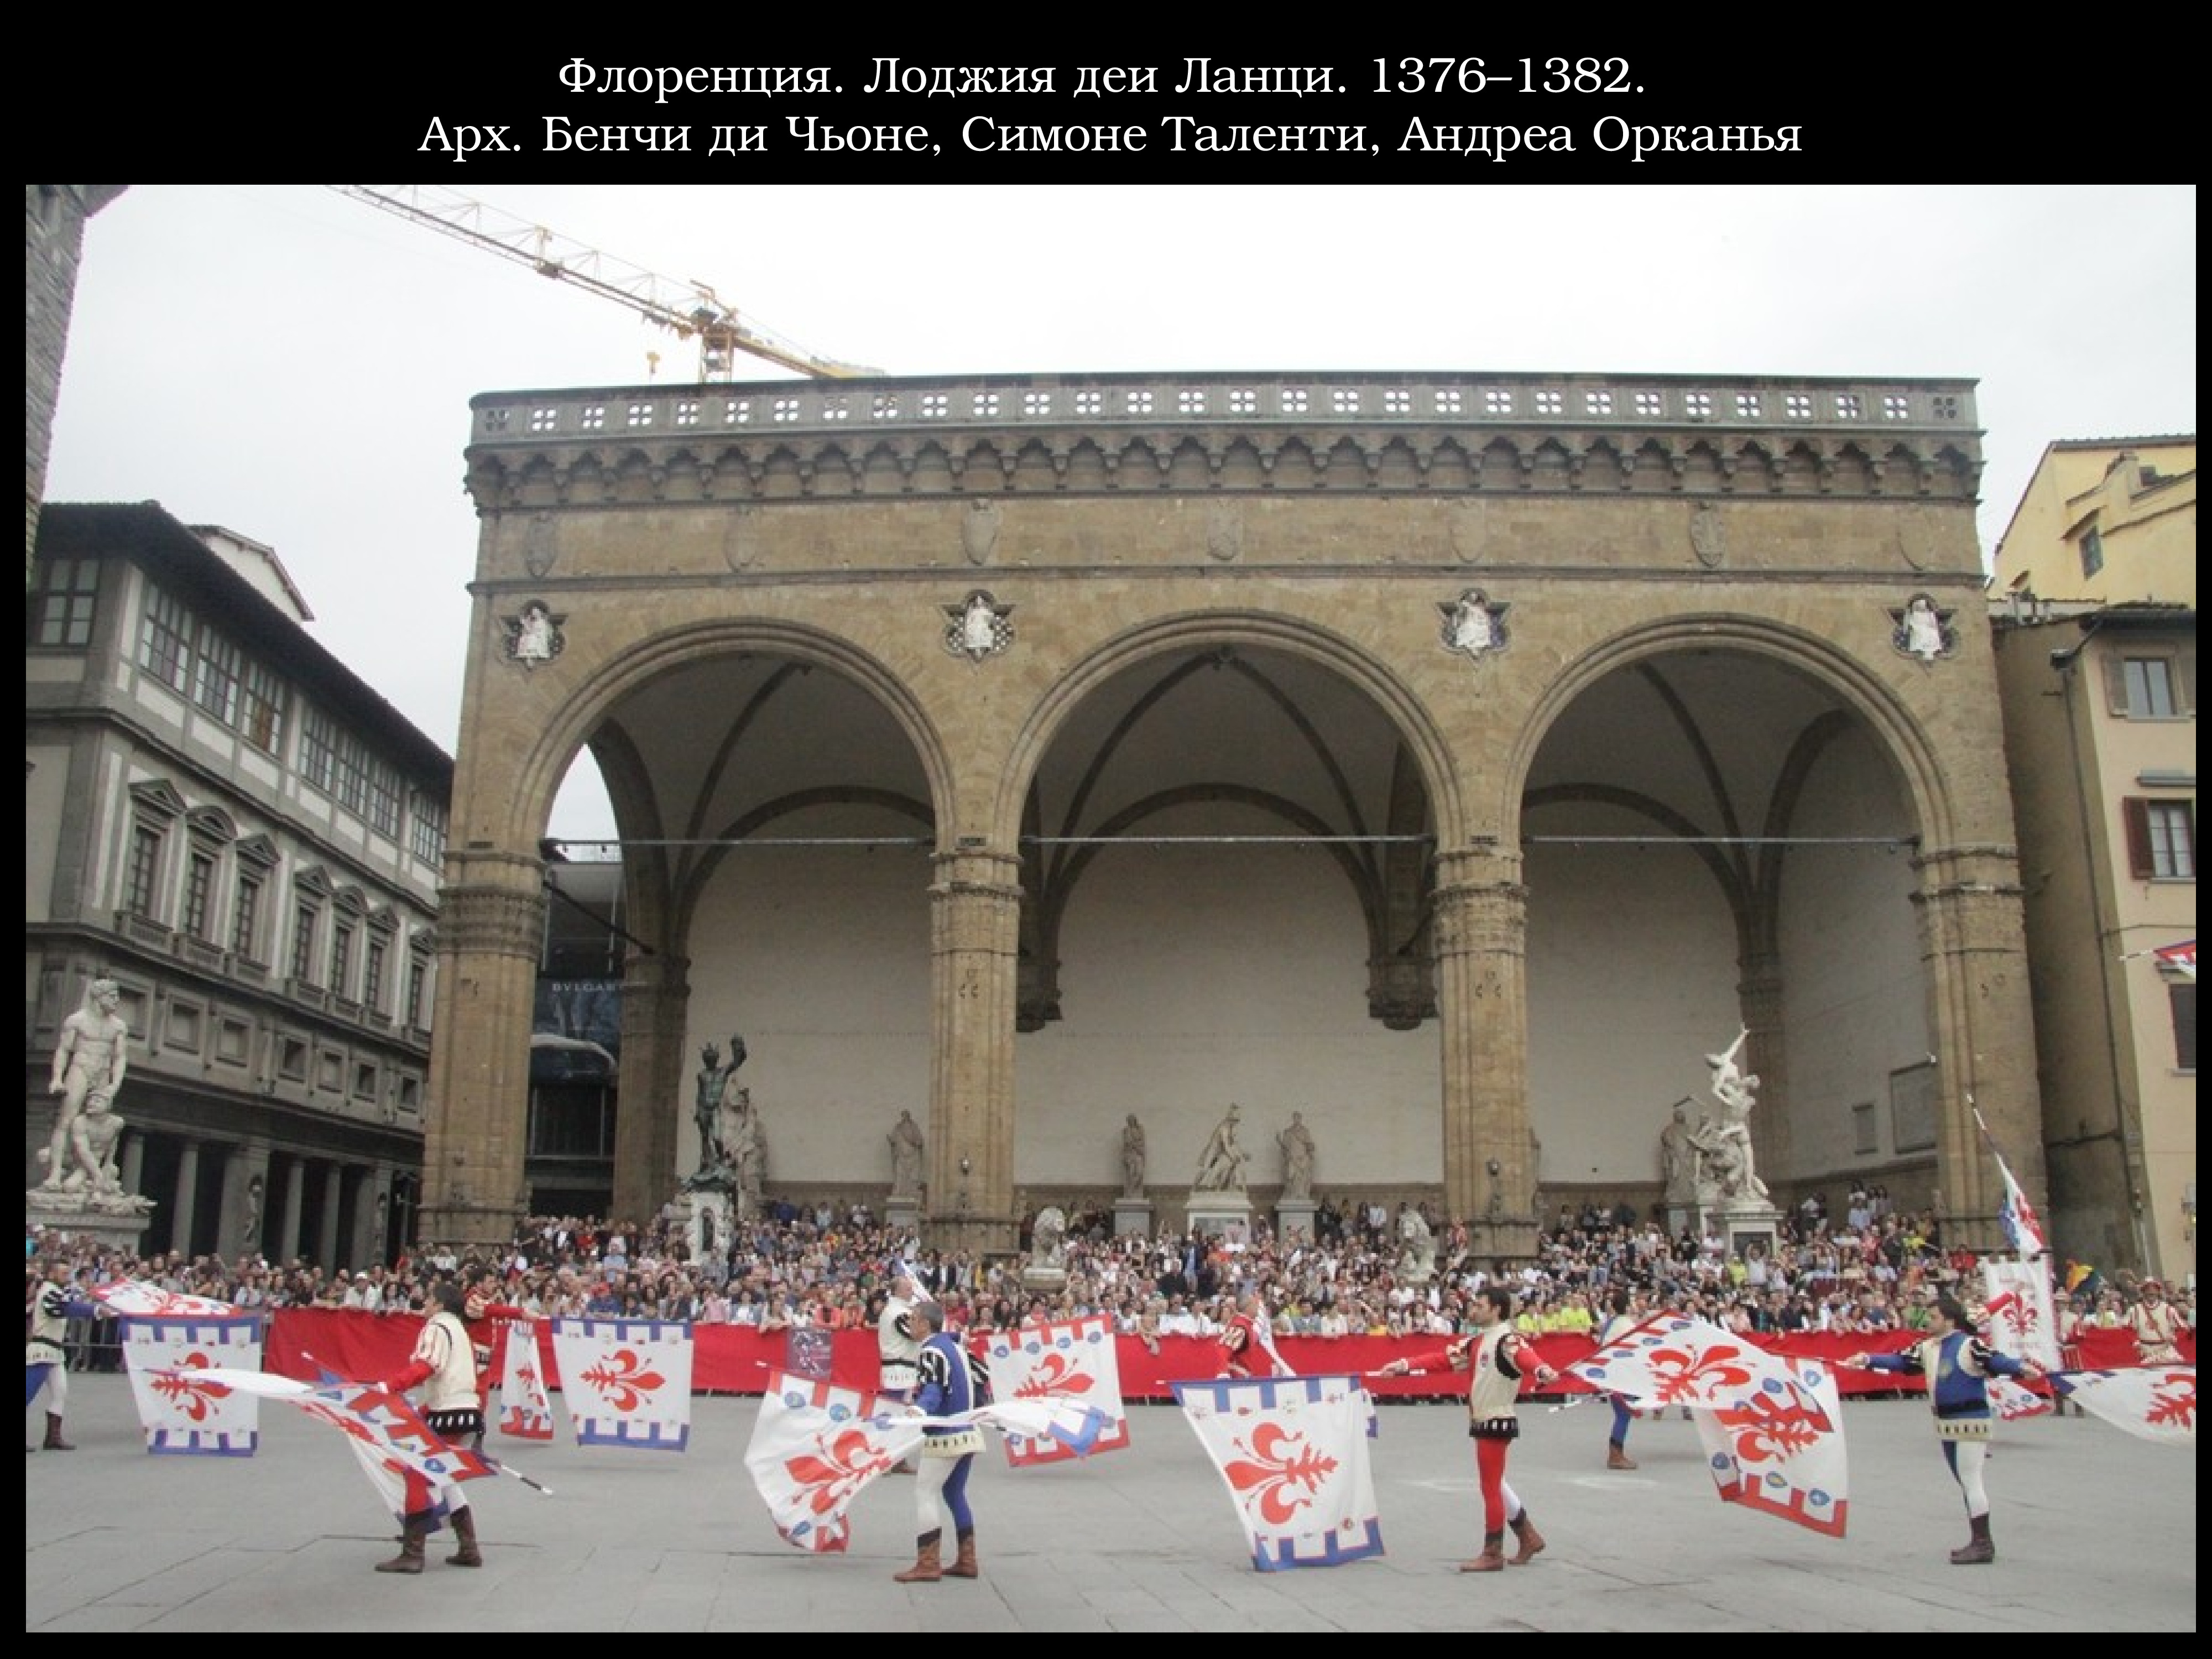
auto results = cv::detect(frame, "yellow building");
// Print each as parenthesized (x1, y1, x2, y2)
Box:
(1992, 439, 2195, 1281)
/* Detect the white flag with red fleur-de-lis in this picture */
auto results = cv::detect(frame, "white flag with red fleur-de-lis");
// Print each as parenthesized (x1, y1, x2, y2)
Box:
(2054, 1366, 2196, 1445)
(980, 1313, 1132, 1465)
(1173, 1375, 1383, 1572)
(1571, 1313, 1850, 1537)
(550, 1317, 693, 1451)
(121, 1316, 265, 1454)
(745, 1370, 921, 1553)
(495, 1313, 555, 1441)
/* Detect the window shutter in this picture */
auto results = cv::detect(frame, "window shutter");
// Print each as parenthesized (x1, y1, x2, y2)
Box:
(2122, 797, 2154, 877)
(2176, 643, 2197, 717)
(2101, 653, 2130, 716)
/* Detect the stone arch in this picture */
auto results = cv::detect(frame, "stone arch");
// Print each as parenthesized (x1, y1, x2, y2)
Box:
(1504, 612, 1956, 847)
(500, 617, 957, 859)
(998, 609, 1467, 854)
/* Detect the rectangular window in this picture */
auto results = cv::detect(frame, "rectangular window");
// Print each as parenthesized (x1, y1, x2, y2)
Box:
(299, 706, 337, 792)
(191, 630, 242, 726)
(363, 936, 388, 1014)
(29, 556, 98, 646)
(231, 873, 264, 960)
(181, 849, 217, 940)
(407, 953, 431, 1027)
(2079, 526, 2104, 578)
(2122, 656, 2179, 719)
(2124, 797, 2197, 879)
(290, 903, 320, 982)
(410, 796, 448, 867)
(328, 921, 356, 997)
(334, 735, 370, 816)
(123, 822, 164, 917)
(138, 585, 192, 691)
(240, 660, 285, 754)
(2173, 982, 2197, 1071)
(367, 761, 403, 837)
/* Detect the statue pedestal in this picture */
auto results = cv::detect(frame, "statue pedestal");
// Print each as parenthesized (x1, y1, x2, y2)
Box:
(1185, 1192, 1253, 1245)
(672, 1189, 733, 1269)
(885, 1197, 922, 1237)
(1020, 1265, 1069, 1295)
(1275, 1197, 1318, 1243)
(1114, 1197, 1153, 1238)
(26, 1188, 155, 1253)
(1704, 1205, 1783, 1263)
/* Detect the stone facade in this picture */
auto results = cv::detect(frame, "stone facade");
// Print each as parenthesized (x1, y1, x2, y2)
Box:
(24, 186, 124, 582)
(430, 371, 2037, 1259)
(28, 503, 448, 1265)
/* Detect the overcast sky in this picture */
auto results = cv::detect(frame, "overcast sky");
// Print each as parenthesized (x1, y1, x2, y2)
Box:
(45, 184, 2197, 841)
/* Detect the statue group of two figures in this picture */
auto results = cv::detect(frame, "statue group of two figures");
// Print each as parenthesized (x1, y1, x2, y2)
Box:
(30, 978, 154, 1225)
(1660, 1027, 1773, 1215)
(689, 1036, 765, 1217)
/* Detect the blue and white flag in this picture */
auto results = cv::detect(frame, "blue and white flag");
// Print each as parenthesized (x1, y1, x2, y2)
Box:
(122, 1315, 264, 1455)
(550, 1316, 693, 1450)
(1174, 1374, 1383, 1572)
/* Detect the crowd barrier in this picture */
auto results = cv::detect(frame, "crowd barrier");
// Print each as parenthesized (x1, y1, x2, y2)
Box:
(260, 1311, 2185, 1398)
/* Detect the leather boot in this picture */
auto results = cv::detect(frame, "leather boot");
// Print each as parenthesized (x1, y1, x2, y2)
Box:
(947, 1528, 979, 1578)
(1606, 1440, 1637, 1470)
(43, 1413, 75, 1452)
(1507, 1512, 1547, 1566)
(1949, 1512, 1995, 1565)
(447, 1505, 483, 1567)
(376, 1515, 429, 1574)
(893, 1530, 943, 1583)
(1459, 1530, 1507, 1573)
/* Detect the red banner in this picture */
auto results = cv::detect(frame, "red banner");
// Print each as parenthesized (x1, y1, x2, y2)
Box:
(263, 1312, 2187, 1397)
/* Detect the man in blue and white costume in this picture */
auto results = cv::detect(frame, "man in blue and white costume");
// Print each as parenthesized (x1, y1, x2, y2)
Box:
(893, 1301, 983, 1583)
(27, 1256, 101, 1452)
(1845, 1292, 2041, 1565)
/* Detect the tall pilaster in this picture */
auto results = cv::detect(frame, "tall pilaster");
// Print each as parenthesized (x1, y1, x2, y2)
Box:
(421, 848, 546, 1248)
(1912, 843, 2040, 1251)
(928, 849, 1022, 1257)
(612, 950, 690, 1225)
(1434, 842, 1537, 1260)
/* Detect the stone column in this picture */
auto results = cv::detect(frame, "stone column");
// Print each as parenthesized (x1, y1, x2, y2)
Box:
(421, 849, 546, 1248)
(1912, 843, 2041, 1252)
(351, 1165, 392, 1269)
(170, 1140, 200, 1258)
(1434, 842, 1537, 1261)
(927, 848, 1022, 1257)
(220, 1140, 272, 1261)
(317, 1162, 343, 1270)
(119, 1134, 145, 1202)
(279, 1157, 306, 1263)
(611, 950, 690, 1226)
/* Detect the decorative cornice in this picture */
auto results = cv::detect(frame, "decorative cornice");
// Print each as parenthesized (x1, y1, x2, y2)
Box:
(465, 373, 1982, 512)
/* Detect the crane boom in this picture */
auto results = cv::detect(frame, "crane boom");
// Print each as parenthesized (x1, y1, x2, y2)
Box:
(334, 185, 879, 381)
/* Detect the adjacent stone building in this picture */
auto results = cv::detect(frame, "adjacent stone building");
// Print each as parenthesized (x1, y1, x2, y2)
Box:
(425, 371, 2041, 1263)
(1992, 439, 2195, 1278)
(27, 503, 450, 1264)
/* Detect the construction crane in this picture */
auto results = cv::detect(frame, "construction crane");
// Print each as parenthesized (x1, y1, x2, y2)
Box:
(334, 185, 879, 382)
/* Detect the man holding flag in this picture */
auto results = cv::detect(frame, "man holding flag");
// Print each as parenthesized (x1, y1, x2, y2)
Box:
(1843, 1293, 2041, 1565)
(375, 1277, 489, 1574)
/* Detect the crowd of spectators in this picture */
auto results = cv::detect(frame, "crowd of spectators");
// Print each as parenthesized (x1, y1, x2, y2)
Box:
(27, 1180, 2193, 1375)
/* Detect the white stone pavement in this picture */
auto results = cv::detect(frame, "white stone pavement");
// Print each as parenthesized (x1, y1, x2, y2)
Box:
(25, 1375, 2195, 1632)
